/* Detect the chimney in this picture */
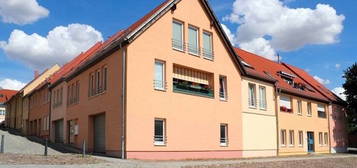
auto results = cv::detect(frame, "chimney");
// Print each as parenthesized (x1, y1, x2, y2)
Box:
(34, 70, 39, 79)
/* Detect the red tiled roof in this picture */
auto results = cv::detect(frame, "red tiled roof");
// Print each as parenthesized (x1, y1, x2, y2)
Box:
(0, 89, 17, 103)
(235, 48, 329, 102)
(283, 63, 343, 103)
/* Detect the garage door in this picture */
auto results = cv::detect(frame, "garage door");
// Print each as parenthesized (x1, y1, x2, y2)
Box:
(93, 114, 106, 153)
(54, 119, 64, 143)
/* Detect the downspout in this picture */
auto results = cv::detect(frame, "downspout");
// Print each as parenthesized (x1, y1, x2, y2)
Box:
(48, 84, 52, 142)
(121, 46, 127, 159)
(327, 102, 332, 153)
(274, 84, 280, 156)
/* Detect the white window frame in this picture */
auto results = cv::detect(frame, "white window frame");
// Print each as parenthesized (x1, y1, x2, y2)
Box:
(289, 130, 295, 147)
(188, 25, 199, 56)
(219, 76, 227, 101)
(259, 86, 267, 110)
(202, 31, 213, 60)
(154, 119, 166, 146)
(154, 60, 166, 91)
(220, 124, 228, 146)
(297, 100, 302, 115)
(281, 129, 287, 147)
(307, 102, 312, 117)
(324, 132, 328, 146)
(298, 131, 303, 147)
(319, 132, 323, 146)
(248, 83, 257, 108)
(172, 20, 184, 52)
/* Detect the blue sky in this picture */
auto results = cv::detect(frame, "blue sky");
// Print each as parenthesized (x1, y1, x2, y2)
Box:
(0, 0, 355, 96)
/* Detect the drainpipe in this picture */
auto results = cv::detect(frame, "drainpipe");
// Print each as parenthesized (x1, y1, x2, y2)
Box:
(121, 47, 127, 159)
(327, 102, 332, 153)
(274, 84, 280, 156)
(48, 84, 52, 142)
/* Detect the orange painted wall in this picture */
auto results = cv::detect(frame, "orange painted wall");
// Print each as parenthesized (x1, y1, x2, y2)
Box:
(125, 0, 243, 160)
(329, 104, 348, 153)
(66, 49, 123, 157)
(278, 93, 330, 155)
(28, 87, 50, 138)
(50, 82, 68, 143)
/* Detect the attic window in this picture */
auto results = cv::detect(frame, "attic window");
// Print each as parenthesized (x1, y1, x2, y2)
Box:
(278, 71, 295, 85)
(241, 61, 253, 68)
(0, 94, 3, 98)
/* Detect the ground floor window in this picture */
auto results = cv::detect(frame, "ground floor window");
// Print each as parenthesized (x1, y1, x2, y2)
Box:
(154, 119, 166, 146)
(281, 129, 287, 146)
(298, 131, 303, 147)
(319, 132, 323, 146)
(289, 130, 295, 146)
(324, 132, 328, 146)
(220, 124, 228, 146)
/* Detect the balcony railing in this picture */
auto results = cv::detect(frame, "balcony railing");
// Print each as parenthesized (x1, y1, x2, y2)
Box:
(173, 79, 214, 98)
(202, 48, 214, 60)
(153, 80, 167, 91)
(187, 43, 200, 55)
(172, 39, 185, 51)
(280, 106, 292, 113)
(318, 111, 327, 118)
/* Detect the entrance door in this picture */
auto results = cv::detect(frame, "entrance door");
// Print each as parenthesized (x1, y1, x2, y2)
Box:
(307, 132, 315, 152)
(93, 114, 106, 153)
(54, 120, 64, 143)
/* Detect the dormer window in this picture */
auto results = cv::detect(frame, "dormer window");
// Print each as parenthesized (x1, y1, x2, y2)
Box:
(278, 71, 296, 86)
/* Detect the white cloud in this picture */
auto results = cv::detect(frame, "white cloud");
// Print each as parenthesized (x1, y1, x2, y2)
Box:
(0, 24, 103, 70)
(239, 37, 278, 61)
(0, 78, 26, 90)
(313, 75, 331, 85)
(221, 24, 236, 44)
(332, 87, 346, 101)
(335, 64, 341, 69)
(0, 0, 49, 25)
(223, 0, 345, 60)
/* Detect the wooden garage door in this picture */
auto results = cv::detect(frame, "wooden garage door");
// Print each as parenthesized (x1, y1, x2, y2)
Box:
(54, 119, 64, 143)
(93, 114, 106, 153)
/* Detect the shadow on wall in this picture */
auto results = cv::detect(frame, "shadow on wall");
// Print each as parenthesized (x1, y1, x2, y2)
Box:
(332, 105, 349, 148)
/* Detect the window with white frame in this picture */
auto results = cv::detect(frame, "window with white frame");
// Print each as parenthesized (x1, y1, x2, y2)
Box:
(324, 132, 328, 146)
(154, 60, 165, 90)
(281, 129, 287, 146)
(307, 102, 312, 116)
(154, 119, 166, 146)
(289, 130, 295, 146)
(248, 83, 256, 108)
(259, 86, 267, 110)
(280, 96, 292, 113)
(220, 124, 228, 146)
(319, 132, 323, 146)
(172, 21, 184, 51)
(219, 76, 227, 100)
(298, 131, 303, 147)
(203, 31, 213, 60)
(318, 104, 327, 118)
(297, 100, 302, 115)
(188, 26, 199, 55)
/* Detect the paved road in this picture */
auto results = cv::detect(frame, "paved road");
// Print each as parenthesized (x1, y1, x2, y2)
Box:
(0, 129, 62, 155)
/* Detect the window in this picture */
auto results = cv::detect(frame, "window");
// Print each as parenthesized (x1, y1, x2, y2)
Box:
(281, 129, 287, 146)
(259, 86, 267, 110)
(219, 76, 227, 100)
(319, 132, 323, 146)
(297, 100, 302, 115)
(203, 32, 213, 60)
(289, 130, 295, 146)
(307, 102, 312, 116)
(298, 131, 303, 147)
(172, 21, 183, 51)
(280, 96, 292, 113)
(154, 61, 165, 90)
(324, 133, 328, 146)
(188, 26, 199, 55)
(248, 83, 256, 108)
(89, 66, 107, 97)
(154, 119, 166, 146)
(318, 104, 327, 118)
(173, 65, 214, 98)
(220, 124, 228, 146)
(68, 81, 79, 105)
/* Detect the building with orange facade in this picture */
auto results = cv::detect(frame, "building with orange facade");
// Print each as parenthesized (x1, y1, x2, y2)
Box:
(4, 0, 348, 160)
(0, 89, 17, 125)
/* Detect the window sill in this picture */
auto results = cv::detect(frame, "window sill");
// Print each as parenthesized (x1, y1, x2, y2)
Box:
(249, 106, 257, 109)
(154, 142, 166, 146)
(281, 145, 286, 148)
(220, 143, 228, 147)
(154, 88, 167, 92)
(188, 52, 200, 57)
(172, 47, 185, 53)
(307, 115, 312, 117)
(88, 91, 107, 100)
(289, 145, 295, 147)
(259, 108, 267, 111)
(203, 56, 214, 61)
(220, 98, 228, 102)
(297, 113, 302, 116)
